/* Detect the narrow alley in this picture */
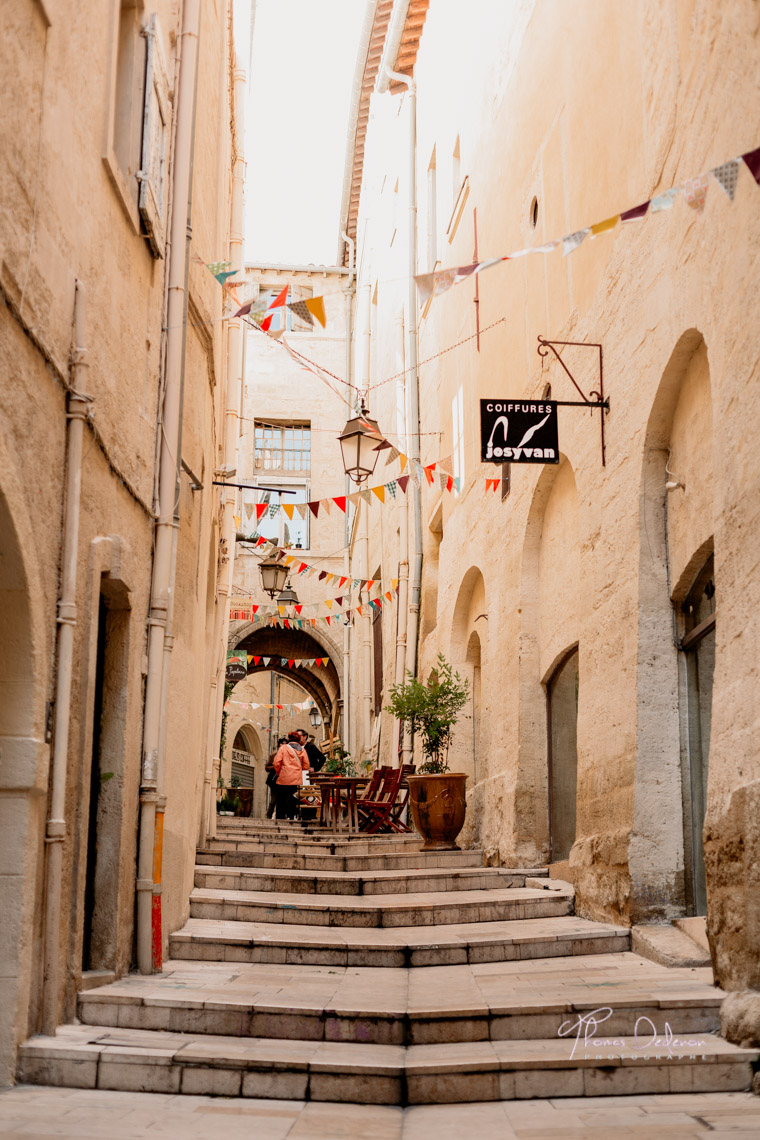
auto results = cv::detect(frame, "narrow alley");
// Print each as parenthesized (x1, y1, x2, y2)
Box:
(1, 0, 760, 1136)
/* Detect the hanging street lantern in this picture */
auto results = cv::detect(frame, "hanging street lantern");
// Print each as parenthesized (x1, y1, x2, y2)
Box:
(276, 577, 299, 607)
(338, 405, 382, 484)
(259, 556, 289, 598)
(309, 706, 323, 729)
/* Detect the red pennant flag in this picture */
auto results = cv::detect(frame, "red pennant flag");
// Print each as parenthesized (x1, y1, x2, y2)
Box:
(255, 536, 267, 546)
(620, 201, 650, 223)
(333, 496, 347, 512)
(251, 605, 259, 614)
(339, 576, 348, 588)
(283, 619, 290, 628)
(253, 656, 261, 664)
(424, 464, 436, 484)
(308, 501, 320, 518)
(295, 605, 302, 614)
(256, 503, 267, 520)
(397, 475, 409, 493)
(268, 285, 288, 309)
(446, 475, 454, 492)
(742, 146, 760, 185)
(276, 704, 283, 710)
(260, 314, 273, 331)
(288, 659, 295, 667)
(318, 571, 327, 581)
(335, 596, 343, 606)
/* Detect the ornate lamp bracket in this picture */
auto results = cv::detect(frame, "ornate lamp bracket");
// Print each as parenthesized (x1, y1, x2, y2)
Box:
(537, 336, 608, 465)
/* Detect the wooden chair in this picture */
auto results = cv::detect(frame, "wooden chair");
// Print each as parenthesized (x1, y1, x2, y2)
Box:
(388, 764, 416, 832)
(358, 766, 405, 834)
(356, 766, 388, 809)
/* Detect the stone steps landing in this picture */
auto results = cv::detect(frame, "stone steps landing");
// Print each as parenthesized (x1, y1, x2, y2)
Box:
(169, 914, 630, 968)
(195, 849, 486, 872)
(188, 884, 573, 928)
(194, 864, 547, 897)
(18, 1023, 756, 1104)
(76, 956, 723, 1047)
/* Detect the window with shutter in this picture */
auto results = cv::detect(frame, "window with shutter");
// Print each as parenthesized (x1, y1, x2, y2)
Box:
(138, 14, 169, 258)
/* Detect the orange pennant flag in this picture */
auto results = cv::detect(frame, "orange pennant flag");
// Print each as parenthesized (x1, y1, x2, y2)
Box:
(399, 454, 408, 473)
(304, 295, 326, 327)
(371, 485, 385, 503)
(325, 600, 333, 610)
(282, 504, 294, 520)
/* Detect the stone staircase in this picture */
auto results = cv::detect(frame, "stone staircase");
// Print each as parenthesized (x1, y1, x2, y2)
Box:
(18, 817, 758, 1104)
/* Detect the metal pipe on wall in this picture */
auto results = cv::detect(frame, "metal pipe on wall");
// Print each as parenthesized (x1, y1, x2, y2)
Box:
(392, 309, 409, 764)
(341, 231, 355, 756)
(137, 0, 200, 976)
(41, 281, 91, 1035)
(381, 65, 421, 766)
(204, 19, 248, 844)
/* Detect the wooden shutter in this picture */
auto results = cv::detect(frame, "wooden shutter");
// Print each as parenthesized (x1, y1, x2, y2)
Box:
(138, 15, 169, 258)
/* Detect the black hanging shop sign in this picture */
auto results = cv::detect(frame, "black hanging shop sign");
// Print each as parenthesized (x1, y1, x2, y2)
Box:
(481, 400, 559, 464)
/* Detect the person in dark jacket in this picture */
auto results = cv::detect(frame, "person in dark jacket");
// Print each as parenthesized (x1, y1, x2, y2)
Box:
(297, 729, 327, 772)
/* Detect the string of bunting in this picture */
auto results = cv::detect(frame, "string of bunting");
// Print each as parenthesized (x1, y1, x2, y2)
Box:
(195, 262, 331, 329)
(232, 536, 400, 596)
(414, 145, 760, 304)
(225, 698, 317, 713)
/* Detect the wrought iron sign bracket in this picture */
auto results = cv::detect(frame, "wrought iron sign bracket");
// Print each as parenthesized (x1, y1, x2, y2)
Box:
(537, 336, 609, 465)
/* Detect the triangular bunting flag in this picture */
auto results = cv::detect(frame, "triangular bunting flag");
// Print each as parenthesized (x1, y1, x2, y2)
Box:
(712, 159, 741, 200)
(620, 201, 650, 223)
(385, 446, 400, 465)
(339, 577, 348, 588)
(399, 454, 408, 474)
(288, 299, 314, 326)
(282, 504, 294, 520)
(260, 314, 273, 332)
(446, 475, 454, 492)
(233, 514, 241, 529)
(333, 496, 347, 512)
(244, 503, 254, 519)
(321, 499, 331, 515)
(371, 485, 385, 503)
(256, 503, 267, 520)
(308, 501, 320, 518)
(386, 480, 397, 498)
(438, 471, 448, 490)
(360, 489, 372, 503)
(424, 464, 436, 485)
(562, 228, 590, 256)
(296, 503, 308, 519)
(742, 146, 760, 185)
(268, 285, 288, 309)
(591, 215, 620, 236)
(650, 189, 678, 212)
(304, 295, 326, 326)
(397, 475, 409, 493)
(682, 175, 709, 214)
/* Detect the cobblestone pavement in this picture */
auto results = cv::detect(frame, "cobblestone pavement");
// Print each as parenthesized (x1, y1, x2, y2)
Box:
(0, 1087, 759, 1137)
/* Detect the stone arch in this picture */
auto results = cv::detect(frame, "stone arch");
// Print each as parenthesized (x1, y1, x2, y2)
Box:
(514, 456, 580, 867)
(0, 480, 43, 1083)
(631, 329, 713, 921)
(446, 566, 486, 793)
(232, 723, 262, 759)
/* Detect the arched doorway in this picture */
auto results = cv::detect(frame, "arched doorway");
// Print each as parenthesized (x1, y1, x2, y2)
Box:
(547, 646, 579, 863)
(634, 330, 714, 921)
(448, 567, 486, 789)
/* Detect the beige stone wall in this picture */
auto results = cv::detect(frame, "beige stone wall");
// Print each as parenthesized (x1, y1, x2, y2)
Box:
(0, 0, 235, 1081)
(351, 0, 760, 989)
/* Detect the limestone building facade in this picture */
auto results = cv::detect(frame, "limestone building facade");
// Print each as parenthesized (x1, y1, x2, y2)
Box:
(342, 0, 760, 1008)
(0, 0, 246, 1082)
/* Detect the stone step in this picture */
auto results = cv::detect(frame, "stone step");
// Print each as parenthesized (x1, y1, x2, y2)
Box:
(196, 849, 486, 873)
(194, 864, 548, 897)
(203, 836, 425, 855)
(169, 914, 630, 968)
(188, 885, 573, 928)
(76, 956, 723, 1047)
(18, 1023, 756, 1104)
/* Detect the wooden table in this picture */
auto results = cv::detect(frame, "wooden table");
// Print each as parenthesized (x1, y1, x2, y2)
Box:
(316, 776, 368, 833)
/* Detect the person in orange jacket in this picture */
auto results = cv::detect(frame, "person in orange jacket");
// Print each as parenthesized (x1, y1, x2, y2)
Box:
(272, 731, 312, 819)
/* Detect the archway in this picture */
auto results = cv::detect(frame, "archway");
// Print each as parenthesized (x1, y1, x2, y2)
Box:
(0, 485, 38, 1082)
(633, 329, 714, 921)
(515, 457, 580, 868)
(448, 566, 486, 791)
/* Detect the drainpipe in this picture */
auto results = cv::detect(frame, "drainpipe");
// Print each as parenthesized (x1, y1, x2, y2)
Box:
(393, 309, 409, 764)
(341, 232, 354, 756)
(137, 0, 200, 976)
(42, 281, 91, 1035)
(358, 276, 373, 759)
(380, 66, 421, 765)
(205, 24, 247, 841)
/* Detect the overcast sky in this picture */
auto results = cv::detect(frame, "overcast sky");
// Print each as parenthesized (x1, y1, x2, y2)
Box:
(245, 0, 365, 266)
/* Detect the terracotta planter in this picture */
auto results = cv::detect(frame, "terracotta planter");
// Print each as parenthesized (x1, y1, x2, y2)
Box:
(407, 772, 468, 850)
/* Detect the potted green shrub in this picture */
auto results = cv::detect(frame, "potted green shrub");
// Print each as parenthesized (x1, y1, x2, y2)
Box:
(386, 654, 470, 849)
